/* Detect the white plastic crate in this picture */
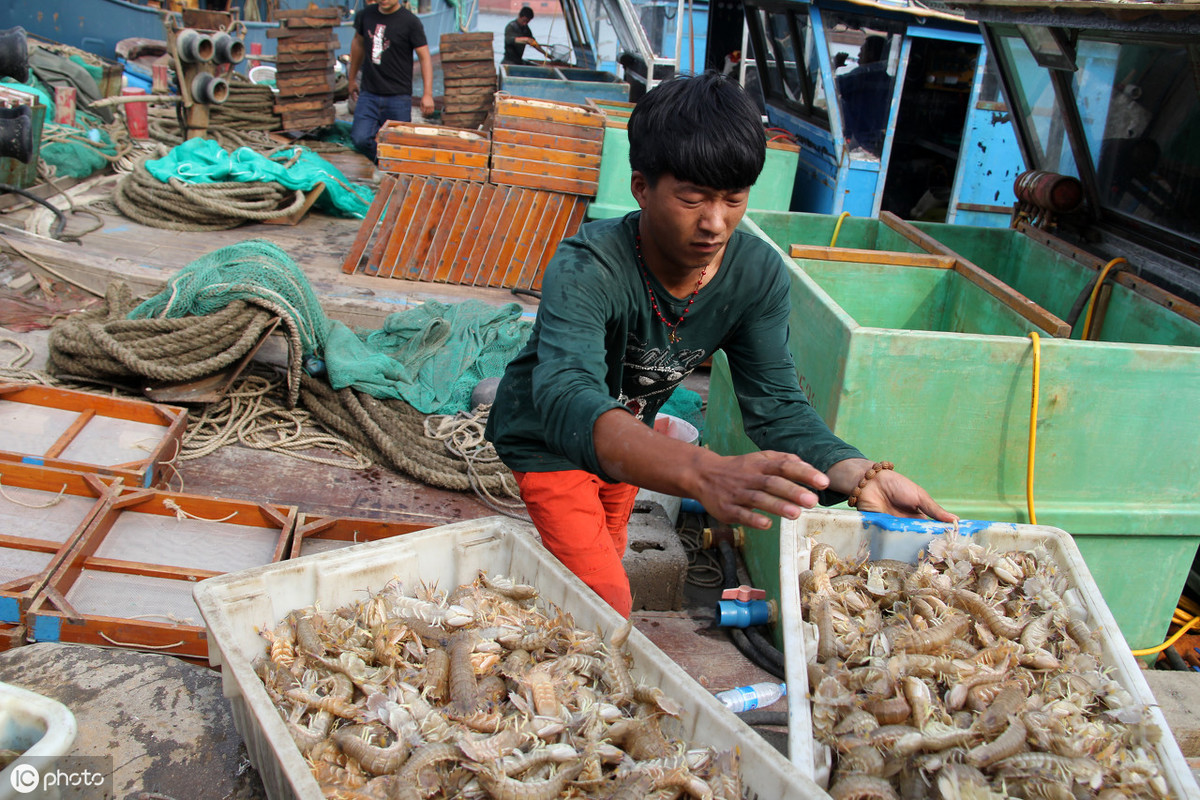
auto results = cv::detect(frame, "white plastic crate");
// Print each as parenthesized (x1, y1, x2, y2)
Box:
(0, 681, 77, 800)
(780, 508, 1200, 799)
(194, 516, 830, 800)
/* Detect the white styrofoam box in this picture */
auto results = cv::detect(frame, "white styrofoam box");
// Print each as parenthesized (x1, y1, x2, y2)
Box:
(194, 516, 831, 800)
(780, 508, 1200, 799)
(0, 681, 78, 800)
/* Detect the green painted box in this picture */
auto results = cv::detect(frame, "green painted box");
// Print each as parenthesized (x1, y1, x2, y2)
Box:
(706, 211, 1200, 652)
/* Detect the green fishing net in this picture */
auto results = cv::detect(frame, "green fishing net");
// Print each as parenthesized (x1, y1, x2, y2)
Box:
(130, 241, 533, 415)
(145, 137, 375, 218)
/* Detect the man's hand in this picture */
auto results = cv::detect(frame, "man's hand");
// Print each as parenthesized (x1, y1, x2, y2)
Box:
(690, 450, 830, 531)
(853, 466, 957, 522)
(348, 77, 359, 102)
(420, 94, 435, 116)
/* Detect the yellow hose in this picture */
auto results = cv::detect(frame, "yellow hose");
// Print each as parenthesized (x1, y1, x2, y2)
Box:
(829, 211, 851, 247)
(1131, 615, 1200, 657)
(1081, 257, 1127, 340)
(1026, 332, 1040, 525)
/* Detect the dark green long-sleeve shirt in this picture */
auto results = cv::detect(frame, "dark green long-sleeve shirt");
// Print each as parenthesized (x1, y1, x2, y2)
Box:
(485, 212, 863, 502)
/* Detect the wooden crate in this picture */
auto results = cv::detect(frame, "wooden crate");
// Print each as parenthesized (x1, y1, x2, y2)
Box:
(0, 623, 24, 652)
(26, 488, 295, 661)
(0, 462, 121, 626)
(439, 32, 494, 63)
(377, 121, 491, 180)
(491, 94, 604, 195)
(290, 512, 430, 559)
(273, 6, 338, 129)
(0, 384, 186, 488)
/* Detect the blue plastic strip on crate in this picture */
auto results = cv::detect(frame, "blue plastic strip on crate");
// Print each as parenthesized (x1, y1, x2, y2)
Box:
(859, 513, 1012, 563)
(20, 456, 44, 466)
(31, 615, 60, 642)
(143, 470, 153, 488)
(0, 597, 19, 625)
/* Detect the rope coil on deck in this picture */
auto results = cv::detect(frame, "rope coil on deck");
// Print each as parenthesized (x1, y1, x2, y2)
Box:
(299, 372, 524, 506)
(114, 156, 305, 231)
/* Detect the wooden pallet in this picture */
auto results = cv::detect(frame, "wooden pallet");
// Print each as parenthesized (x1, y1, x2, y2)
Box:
(290, 512, 430, 559)
(341, 174, 588, 288)
(0, 462, 121, 626)
(440, 32, 496, 131)
(0, 384, 186, 488)
(26, 488, 295, 661)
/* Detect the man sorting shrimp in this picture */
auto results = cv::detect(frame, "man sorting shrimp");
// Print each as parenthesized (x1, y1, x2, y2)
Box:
(485, 71, 955, 617)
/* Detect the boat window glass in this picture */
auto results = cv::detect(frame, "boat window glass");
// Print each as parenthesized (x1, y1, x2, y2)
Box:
(1073, 36, 1200, 239)
(743, 2, 827, 124)
(826, 11, 902, 156)
(994, 30, 1080, 179)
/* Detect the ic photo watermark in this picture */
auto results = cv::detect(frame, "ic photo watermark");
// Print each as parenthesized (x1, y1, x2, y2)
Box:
(7, 755, 112, 798)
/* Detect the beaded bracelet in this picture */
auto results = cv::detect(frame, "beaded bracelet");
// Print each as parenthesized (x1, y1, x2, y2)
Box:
(846, 461, 895, 508)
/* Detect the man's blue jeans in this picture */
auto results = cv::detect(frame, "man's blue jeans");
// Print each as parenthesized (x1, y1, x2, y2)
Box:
(351, 91, 412, 163)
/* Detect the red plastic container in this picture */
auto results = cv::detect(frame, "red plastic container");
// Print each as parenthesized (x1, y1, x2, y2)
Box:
(122, 88, 149, 139)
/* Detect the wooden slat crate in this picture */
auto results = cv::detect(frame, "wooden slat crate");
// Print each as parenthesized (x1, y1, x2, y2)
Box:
(376, 121, 491, 181)
(491, 94, 605, 195)
(0, 462, 121, 626)
(273, 5, 338, 129)
(0, 384, 186, 488)
(289, 512, 430, 559)
(26, 488, 295, 661)
(440, 32, 496, 131)
(341, 175, 588, 288)
(0, 624, 23, 652)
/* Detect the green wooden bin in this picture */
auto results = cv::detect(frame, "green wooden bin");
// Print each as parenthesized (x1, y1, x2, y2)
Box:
(705, 211, 1200, 652)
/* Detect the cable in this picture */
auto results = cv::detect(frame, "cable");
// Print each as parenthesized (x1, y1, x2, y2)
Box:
(1131, 615, 1200, 657)
(1080, 257, 1128, 340)
(1026, 332, 1040, 526)
(829, 211, 851, 248)
(718, 540, 787, 679)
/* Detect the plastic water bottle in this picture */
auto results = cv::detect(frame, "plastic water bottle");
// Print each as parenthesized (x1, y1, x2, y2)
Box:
(715, 682, 787, 713)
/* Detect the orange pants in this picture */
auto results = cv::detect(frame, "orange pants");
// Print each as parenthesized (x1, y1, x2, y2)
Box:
(512, 469, 640, 617)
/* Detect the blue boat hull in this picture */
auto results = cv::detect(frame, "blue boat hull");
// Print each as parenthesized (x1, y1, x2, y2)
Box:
(1, 0, 465, 62)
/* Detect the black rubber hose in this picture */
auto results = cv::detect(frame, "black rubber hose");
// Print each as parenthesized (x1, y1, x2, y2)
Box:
(738, 710, 789, 727)
(718, 540, 788, 680)
(0, 183, 66, 239)
(1162, 644, 1189, 671)
(510, 287, 541, 300)
(1065, 262, 1129, 332)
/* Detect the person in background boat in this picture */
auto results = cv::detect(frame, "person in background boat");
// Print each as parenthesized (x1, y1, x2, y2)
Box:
(485, 71, 955, 618)
(502, 6, 548, 66)
(836, 34, 892, 156)
(348, 0, 435, 163)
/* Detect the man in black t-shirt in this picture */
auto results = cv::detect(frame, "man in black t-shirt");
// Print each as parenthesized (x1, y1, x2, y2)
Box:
(502, 6, 547, 65)
(349, 0, 435, 162)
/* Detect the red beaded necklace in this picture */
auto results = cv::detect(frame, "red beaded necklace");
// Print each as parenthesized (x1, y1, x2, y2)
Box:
(634, 234, 706, 345)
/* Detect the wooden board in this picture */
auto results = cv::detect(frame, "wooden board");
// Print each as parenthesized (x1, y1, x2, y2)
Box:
(25, 488, 295, 662)
(342, 174, 396, 274)
(491, 125, 604, 154)
(494, 94, 606, 128)
(788, 245, 957, 269)
(377, 121, 490, 153)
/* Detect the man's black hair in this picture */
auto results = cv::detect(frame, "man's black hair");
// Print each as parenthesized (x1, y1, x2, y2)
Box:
(627, 70, 765, 191)
(520, 5, 535, 18)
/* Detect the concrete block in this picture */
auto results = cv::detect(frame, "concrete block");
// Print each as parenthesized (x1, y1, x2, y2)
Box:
(624, 499, 687, 612)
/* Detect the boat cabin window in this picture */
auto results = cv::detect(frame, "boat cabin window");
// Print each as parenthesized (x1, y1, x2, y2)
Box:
(993, 29, 1082, 180)
(826, 11, 902, 157)
(745, 1, 829, 124)
(994, 26, 1200, 241)
(1073, 37, 1200, 239)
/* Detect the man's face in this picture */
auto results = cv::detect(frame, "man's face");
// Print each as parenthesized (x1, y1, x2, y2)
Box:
(518, 13, 532, 24)
(377, 0, 402, 12)
(631, 172, 749, 272)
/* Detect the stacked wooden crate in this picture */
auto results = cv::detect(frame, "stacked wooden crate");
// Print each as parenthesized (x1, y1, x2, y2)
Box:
(270, 6, 339, 130)
(341, 96, 605, 289)
(491, 94, 604, 196)
(438, 32, 496, 130)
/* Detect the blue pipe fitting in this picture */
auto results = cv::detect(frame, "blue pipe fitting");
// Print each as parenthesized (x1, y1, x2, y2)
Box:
(716, 598, 772, 628)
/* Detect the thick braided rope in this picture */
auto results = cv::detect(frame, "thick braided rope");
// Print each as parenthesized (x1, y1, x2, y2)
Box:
(47, 284, 277, 387)
(299, 374, 520, 497)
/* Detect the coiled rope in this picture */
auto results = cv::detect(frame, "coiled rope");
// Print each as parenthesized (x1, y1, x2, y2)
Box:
(299, 372, 525, 513)
(114, 155, 305, 231)
(424, 405, 528, 515)
(47, 282, 280, 387)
